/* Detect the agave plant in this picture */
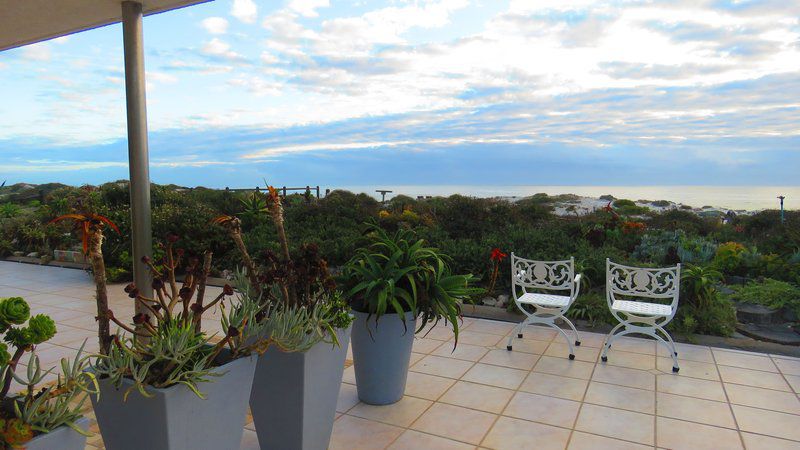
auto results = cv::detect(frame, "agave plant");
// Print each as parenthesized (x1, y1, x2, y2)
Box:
(339, 224, 481, 343)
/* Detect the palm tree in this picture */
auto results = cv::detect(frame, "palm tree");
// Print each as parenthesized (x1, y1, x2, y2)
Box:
(50, 213, 119, 355)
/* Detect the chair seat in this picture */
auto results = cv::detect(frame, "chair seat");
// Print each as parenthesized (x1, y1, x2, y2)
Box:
(518, 293, 570, 308)
(612, 300, 672, 316)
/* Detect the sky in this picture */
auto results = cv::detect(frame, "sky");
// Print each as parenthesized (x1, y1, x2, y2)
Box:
(0, 0, 799, 188)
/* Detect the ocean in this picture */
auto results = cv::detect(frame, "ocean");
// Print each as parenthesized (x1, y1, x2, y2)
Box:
(339, 185, 799, 211)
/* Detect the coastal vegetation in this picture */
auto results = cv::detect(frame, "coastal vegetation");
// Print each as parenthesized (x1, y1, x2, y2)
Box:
(1, 181, 799, 338)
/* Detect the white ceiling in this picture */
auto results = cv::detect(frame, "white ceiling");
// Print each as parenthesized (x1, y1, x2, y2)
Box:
(0, 0, 210, 52)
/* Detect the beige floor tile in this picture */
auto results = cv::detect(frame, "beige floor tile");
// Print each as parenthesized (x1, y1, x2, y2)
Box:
(519, 371, 589, 401)
(786, 374, 800, 393)
(329, 415, 404, 450)
(349, 396, 432, 427)
(718, 365, 791, 391)
(656, 392, 735, 428)
(656, 357, 719, 381)
(239, 428, 259, 450)
(502, 338, 550, 354)
(422, 325, 458, 341)
(534, 356, 595, 380)
(733, 404, 800, 442)
(412, 337, 444, 354)
(465, 320, 516, 336)
(411, 403, 496, 445)
(482, 416, 571, 450)
(462, 363, 528, 390)
(440, 381, 514, 414)
(656, 417, 743, 450)
(568, 431, 652, 450)
(456, 331, 504, 346)
(592, 365, 654, 390)
(657, 342, 714, 363)
(774, 357, 800, 376)
(604, 349, 656, 370)
(503, 391, 581, 428)
(342, 365, 356, 384)
(584, 382, 655, 414)
(388, 430, 474, 450)
(608, 337, 655, 355)
(480, 348, 539, 370)
(741, 432, 800, 450)
(725, 383, 800, 415)
(404, 371, 456, 400)
(656, 374, 727, 401)
(515, 326, 557, 342)
(411, 355, 474, 379)
(575, 403, 654, 446)
(573, 331, 607, 349)
(713, 349, 778, 372)
(336, 383, 360, 413)
(408, 352, 424, 367)
(433, 343, 490, 362)
(545, 342, 600, 362)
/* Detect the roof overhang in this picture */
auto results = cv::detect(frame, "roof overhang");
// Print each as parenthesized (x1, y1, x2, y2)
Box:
(0, 0, 211, 52)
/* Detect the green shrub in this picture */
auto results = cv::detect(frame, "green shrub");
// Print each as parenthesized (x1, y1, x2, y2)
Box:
(713, 242, 747, 276)
(726, 278, 800, 317)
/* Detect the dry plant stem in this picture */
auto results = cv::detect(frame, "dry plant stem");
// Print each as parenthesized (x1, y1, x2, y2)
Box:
(194, 252, 213, 332)
(268, 191, 296, 305)
(167, 244, 178, 301)
(0, 346, 28, 398)
(229, 226, 260, 291)
(201, 292, 226, 314)
(88, 227, 112, 355)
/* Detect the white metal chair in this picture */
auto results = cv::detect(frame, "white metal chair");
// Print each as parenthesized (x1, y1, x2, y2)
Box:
(602, 259, 681, 372)
(507, 254, 582, 360)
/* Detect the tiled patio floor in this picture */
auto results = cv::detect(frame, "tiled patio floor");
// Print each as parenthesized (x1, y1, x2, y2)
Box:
(3, 261, 800, 449)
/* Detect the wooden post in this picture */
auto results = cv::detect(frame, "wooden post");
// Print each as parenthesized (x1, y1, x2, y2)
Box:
(316, 186, 320, 198)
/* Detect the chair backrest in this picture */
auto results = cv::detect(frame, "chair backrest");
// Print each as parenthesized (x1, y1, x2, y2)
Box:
(511, 254, 575, 298)
(606, 259, 681, 309)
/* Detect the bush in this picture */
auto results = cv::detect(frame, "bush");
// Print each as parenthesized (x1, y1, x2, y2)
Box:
(726, 278, 800, 317)
(713, 242, 747, 276)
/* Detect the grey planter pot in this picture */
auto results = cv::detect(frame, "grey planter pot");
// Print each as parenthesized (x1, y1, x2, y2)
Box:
(250, 326, 352, 450)
(351, 310, 416, 405)
(26, 417, 89, 450)
(91, 353, 257, 450)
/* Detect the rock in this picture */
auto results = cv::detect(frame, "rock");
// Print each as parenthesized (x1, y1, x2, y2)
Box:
(12, 251, 24, 257)
(481, 296, 497, 307)
(26, 252, 39, 258)
(736, 302, 783, 325)
(496, 294, 509, 308)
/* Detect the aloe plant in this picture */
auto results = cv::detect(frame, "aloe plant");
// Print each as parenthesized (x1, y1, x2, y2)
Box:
(339, 224, 481, 342)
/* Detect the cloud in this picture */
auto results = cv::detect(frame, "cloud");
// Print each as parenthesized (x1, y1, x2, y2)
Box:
(287, 0, 330, 18)
(22, 43, 51, 61)
(231, 0, 257, 24)
(201, 17, 229, 34)
(201, 38, 248, 63)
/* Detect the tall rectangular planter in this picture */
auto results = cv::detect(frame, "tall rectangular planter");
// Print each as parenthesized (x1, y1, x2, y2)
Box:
(250, 326, 351, 450)
(26, 417, 89, 450)
(91, 353, 257, 450)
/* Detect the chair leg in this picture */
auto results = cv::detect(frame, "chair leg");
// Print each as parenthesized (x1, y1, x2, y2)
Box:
(546, 321, 575, 359)
(507, 318, 531, 351)
(655, 325, 678, 356)
(562, 314, 581, 347)
(652, 327, 680, 372)
(601, 322, 625, 361)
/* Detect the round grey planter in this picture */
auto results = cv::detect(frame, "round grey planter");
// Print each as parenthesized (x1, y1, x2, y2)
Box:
(25, 416, 89, 450)
(91, 352, 257, 450)
(250, 325, 351, 450)
(351, 310, 416, 405)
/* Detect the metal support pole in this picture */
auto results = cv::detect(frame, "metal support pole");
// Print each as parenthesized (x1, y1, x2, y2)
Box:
(122, 1, 153, 302)
(778, 196, 786, 224)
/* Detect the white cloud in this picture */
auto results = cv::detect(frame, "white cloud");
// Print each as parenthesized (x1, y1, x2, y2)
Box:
(201, 17, 229, 35)
(288, 0, 330, 18)
(231, 0, 258, 24)
(22, 43, 51, 61)
(147, 71, 178, 84)
(52, 36, 71, 45)
(201, 38, 247, 62)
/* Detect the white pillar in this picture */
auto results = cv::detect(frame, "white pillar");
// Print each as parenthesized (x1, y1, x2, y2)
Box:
(122, 1, 153, 301)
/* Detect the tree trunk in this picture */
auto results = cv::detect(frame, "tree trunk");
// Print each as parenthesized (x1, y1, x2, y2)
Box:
(88, 228, 111, 355)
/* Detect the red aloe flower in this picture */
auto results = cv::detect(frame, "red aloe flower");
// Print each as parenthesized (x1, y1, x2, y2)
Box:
(490, 248, 508, 262)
